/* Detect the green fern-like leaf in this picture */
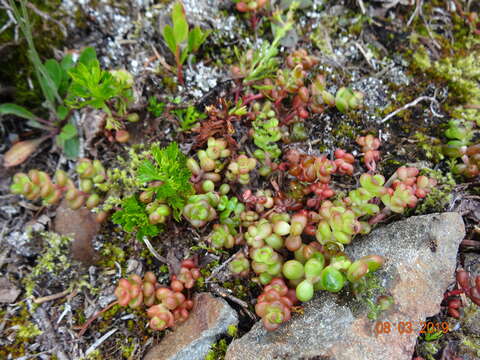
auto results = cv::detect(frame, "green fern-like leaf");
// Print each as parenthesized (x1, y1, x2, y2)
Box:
(111, 196, 160, 240)
(137, 142, 193, 220)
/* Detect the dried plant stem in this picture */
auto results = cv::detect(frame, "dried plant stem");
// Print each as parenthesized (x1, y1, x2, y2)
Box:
(380, 96, 443, 123)
(205, 249, 244, 283)
(33, 289, 71, 304)
(78, 300, 118, 337)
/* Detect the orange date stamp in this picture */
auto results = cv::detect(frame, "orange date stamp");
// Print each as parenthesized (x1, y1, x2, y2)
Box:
(374, 321, 450, 335)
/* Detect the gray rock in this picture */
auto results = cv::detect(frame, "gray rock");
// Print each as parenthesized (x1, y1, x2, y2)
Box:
(226, 212, 465, 360)
(144, 292, 238, 360)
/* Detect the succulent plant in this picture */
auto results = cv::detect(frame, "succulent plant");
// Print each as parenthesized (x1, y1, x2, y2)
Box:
(250, 246, 283, 284)
(453, 144, 480, 177)
(445, 269, 480, 318)
(229, 252, 250, 277)
(286, 150, 337, 183)
(255, 278, 297, 331)
(208, 224, 236, 249)
(226, 155, 257, 184)
(251, 102, 282, 164)
(335, 87, 364, 113)
(316, 201, 362, 246)
(356, 135, 381, 171)
(114, 259, 199, 331)
(183, 193, 219, 227)
(10, 158, 108, 221)
(235, 0, 268, 13)
(334, 149, 355, 176)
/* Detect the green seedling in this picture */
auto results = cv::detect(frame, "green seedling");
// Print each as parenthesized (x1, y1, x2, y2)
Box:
(162, 2, 211, 85)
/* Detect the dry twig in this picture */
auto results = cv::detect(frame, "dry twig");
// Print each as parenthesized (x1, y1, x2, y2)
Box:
(209, 283, 256, 320)
(33, 288, 75, 304)
(381, 95, 443, 123)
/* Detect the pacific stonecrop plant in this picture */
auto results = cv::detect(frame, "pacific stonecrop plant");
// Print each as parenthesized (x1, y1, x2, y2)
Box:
(10, 18, 440, 333)
(445, 269, 480, 319)
(442, 119, 480, 178)
(114, 259, 200, 330)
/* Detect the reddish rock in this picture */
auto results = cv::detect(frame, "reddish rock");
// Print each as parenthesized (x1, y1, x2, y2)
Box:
(54, 200, 100, 264)
(144, 292, 238, 360)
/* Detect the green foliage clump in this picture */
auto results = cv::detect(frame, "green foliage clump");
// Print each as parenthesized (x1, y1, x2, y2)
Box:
(172, 105, 206, 131)
(66, 47, 134, 130)
(147, 97, 166, 117)
(138, 142, 194, 219)
(0, 0, 80, 159)
(111, 196, 161, 241)
(232, 5, 296, 83)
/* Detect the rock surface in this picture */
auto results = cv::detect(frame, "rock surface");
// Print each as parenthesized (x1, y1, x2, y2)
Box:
(54, 200, 100, 265)
(144, 292, 238, 360)
(0, 277, 20, 303)
(225, 212, 465, 360)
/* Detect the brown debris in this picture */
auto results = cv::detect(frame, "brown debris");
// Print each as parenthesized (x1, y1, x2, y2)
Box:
(54, 200, 100, 265)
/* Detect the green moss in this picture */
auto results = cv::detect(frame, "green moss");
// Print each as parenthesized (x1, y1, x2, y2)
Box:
(221, 279, 250, 301)
(310, 23, 334, 55)
(227, 324, 238, 337)
(83, 349, 102, 360)
(433, 52, 480, 105)
(120, 338, 137, 358)
(350, 273, 389, 320)
(33, 232, 72, 276)
(205, 338, 228, 360)
(412, 132, 444, 162)
(17, 322, 43, 339)
(332, 120, 358, 142)
(462, 336, 480, 353)
(102, 304, 122, 321)
(411, 46, 432, 71)
(23, 232, 73, 297)
(0, 305, 44, 358)
(99, 243, 126, 268)
(414, 169, 456, 214)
